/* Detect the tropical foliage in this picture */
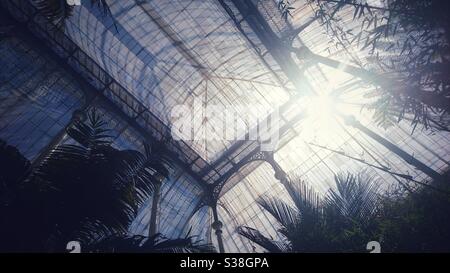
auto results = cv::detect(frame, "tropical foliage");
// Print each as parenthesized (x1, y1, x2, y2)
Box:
(377, 171, 450, 252)
(318, 0, 450, 130)
(238, 170, 450, 253)
(0, 109, 213, 252)
(238, 173, 381, 252)
(87, 233, 216, 253)
(292, 0, 450, 131)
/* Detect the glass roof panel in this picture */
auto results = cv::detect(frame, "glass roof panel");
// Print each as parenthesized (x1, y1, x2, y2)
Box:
(63, 0, 290, 162)
(3, 0, 449, 253)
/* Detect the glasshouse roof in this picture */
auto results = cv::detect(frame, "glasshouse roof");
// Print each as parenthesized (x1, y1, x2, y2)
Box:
(1, 0, 449, 253)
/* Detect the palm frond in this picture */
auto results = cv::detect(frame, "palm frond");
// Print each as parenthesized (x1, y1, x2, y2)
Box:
(237, 226, 289, 253)
(31, 143, 139, 247)
(25, 111, 169, 250)
(325, 172, 381, 222)
(237, 172, 381, 252)
(257, 195, 299, 232)
(66, 109, 112, 148)
(284, 175, 322, 222)
(143, 140, 172, 179)
(0, 110, 174, 251)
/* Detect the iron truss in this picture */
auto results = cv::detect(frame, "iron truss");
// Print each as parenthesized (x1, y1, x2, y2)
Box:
(2, 0, 308, 205)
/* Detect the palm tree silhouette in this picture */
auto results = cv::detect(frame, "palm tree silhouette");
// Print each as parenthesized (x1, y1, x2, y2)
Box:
(0, 109, 172, 251)
(237, 173, 381, 252)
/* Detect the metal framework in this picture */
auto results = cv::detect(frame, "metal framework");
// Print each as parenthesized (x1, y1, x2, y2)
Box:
(2, 0, 450, 253)
(1, 0, 311, 203)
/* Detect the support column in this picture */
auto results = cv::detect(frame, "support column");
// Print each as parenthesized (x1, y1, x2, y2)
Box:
(211, 203, 225, 253)
(266, 152, 289, 185)
(148, 180, 162, 237)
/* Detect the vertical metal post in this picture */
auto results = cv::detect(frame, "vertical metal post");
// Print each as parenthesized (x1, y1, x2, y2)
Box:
(211, 203, 225, 253)
(148, 181, 162, 237)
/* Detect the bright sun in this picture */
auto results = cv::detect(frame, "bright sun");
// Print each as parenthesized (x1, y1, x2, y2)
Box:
(307, 94, 335, 119)
(300, 93, 359, 144)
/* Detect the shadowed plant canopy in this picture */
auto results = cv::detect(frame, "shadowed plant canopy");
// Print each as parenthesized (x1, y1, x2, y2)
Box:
(0, 109, 171, 252)
(86, 233, 216, 253)
(238, 173, 381, 252)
